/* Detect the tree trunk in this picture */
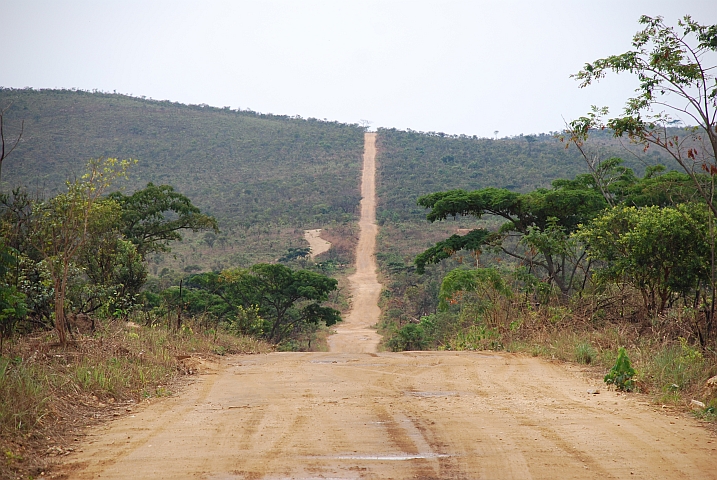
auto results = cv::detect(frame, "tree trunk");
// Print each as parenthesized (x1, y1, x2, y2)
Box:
(54, 278, 67, 345)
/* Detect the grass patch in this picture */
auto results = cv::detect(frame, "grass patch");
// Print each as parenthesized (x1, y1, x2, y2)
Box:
(575, 341, 597, 365)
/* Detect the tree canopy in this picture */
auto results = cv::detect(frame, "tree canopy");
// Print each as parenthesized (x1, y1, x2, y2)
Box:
(108, 183, 218, 258)
(186, 263, 340, 343)
(576, 203, 710, 314)
(572, 15, 717, 215)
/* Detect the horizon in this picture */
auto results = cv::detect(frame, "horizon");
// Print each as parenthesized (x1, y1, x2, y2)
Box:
(3, 1, 715, 139)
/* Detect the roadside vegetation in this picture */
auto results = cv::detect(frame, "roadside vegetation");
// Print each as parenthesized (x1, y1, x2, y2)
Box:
(378, 14, 717, 421)
(0, 149, 345, 477)
(1, 319, 270, 478)
(1, 11, 716, 479)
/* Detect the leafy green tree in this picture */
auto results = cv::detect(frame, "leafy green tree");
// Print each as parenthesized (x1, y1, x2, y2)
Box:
(415, 229, 493, 275)
(79, 235, 147, 316)
(28, 158, 134, 344)
(575, 203, 710, 314)
(572, 14, 717, 338)
(572, 14, 717, 214)
(0, 240, 27, 353)
(386, 323, 429, 352)
(437, 267, 512, 311)
(188, 264, 341, 344)
(416, 159, 706, 298)
(108, 183, 218, 258)
(417, 185, 606, 296)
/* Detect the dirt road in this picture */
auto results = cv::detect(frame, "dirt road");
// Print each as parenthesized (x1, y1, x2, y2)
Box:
(63, 352, 716, 479)
(62, 132, 717, 479)
(327, 132, 382, 354)
(304, 229, 332, 259)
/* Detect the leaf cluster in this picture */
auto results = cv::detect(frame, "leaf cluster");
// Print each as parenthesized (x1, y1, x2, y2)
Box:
(604, 347, 636, 391)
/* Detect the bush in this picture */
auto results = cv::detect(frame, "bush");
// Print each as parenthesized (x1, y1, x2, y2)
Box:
(604, 347, 636, 391)
(387, 323, 429, 351)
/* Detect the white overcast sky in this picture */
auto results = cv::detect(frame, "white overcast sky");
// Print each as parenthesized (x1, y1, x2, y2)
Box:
(2, 1, 715, 137)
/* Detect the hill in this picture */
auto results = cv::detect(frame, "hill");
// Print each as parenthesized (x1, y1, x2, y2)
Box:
(0, 88, 680, 273)
(374, 127, 673, 225)
(0, 88, 365, 230)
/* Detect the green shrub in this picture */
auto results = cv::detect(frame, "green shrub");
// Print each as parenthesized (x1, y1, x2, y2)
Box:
(604, 347, 636, 391)
(387, 323, 429, 351)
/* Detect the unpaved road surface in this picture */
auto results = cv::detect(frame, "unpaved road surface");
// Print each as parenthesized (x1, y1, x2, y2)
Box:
(61, 132, 717, 479)
(304, 229, 332, 259)
(62, 352, 716, 479)
(327, 132, 382, 353)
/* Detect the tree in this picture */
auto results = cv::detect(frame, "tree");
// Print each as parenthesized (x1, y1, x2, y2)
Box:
(29, 158, 134, 344)
(572, 15, 717, 215)
(416, 185, 606, 296)
(417, 156, 709, 298)
(437, 267, 512, 312)
(575, 203, 710, 315)
(79, 233, 147, 316)
(190, 264, 341, 343)
(0, 239, 27, 353)
(108, 183, 218, 258)
(415, 229, 493, 274)
(572, 14, 717, 337)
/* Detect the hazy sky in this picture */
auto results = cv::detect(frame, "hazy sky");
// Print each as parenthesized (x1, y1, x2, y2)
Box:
(2, 1, 714, 137)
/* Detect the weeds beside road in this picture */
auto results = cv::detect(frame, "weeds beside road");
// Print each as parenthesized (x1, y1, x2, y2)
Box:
(0, 321, 271, 479)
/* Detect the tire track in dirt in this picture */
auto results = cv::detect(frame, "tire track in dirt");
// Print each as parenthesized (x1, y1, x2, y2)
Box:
(65, 358, 224, 475)
(328, 132, 382, 353)
(62, 351, 717, 479)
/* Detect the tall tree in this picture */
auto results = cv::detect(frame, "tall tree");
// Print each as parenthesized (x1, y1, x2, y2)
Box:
(108, 183, 218, 258)
(29, 158, 134, 344)
(572, 15, 717, 215)
(416, 185, 606, 296)
(572, 14, 717, 337)
(190, 264, 341, 343)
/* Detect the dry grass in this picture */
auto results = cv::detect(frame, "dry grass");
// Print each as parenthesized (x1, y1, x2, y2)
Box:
(497, 299, 717, 412)
(0, 321, 271, 479)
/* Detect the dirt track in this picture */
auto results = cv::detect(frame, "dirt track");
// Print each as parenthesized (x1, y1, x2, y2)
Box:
(61, 133, 717, 479)
(327, 132, 382, 354)
(304, 229, 332, 259)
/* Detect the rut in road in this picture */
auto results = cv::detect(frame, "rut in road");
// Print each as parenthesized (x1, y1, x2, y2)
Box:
(328, 132, 382, 353)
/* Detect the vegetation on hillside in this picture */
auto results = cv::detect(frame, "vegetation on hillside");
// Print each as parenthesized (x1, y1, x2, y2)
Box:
(0, 88, 365, 267)
(379, 14, 717, 420)
(1, 12, 717, 478)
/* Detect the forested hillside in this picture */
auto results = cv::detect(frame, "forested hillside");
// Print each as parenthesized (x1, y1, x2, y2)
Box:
(372, 123, 699, 347)
(375, 127, 672, 224)
(0, 89, 364, 229)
